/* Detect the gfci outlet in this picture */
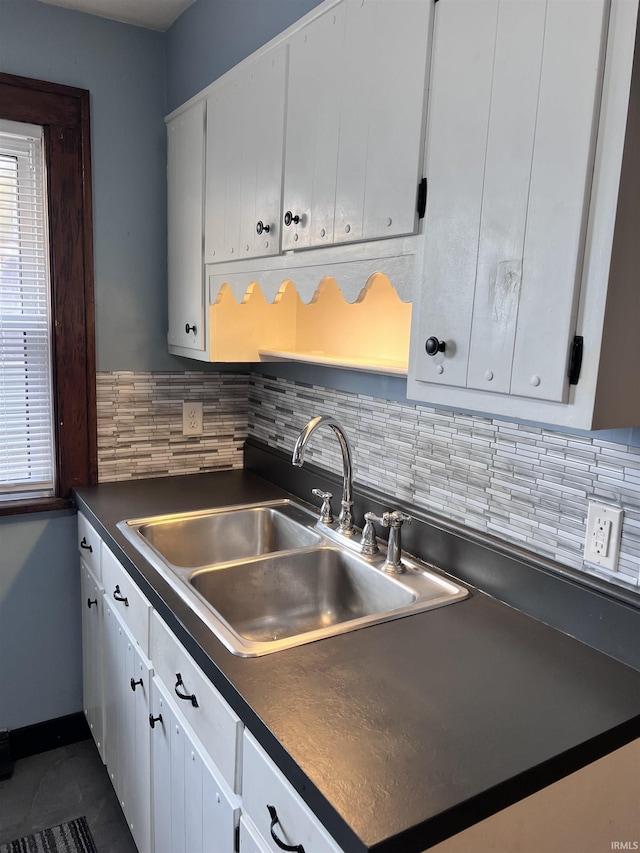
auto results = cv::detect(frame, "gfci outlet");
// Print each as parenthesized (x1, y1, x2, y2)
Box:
(584, 501, 623, 572)
(182, 401, 203, 436)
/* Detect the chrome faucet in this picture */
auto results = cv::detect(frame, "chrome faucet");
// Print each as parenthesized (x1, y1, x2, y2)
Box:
(292, 416, 355, 535)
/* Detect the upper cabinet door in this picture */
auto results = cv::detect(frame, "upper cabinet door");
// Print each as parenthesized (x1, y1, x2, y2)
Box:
(283, 0, 431, 251)
(205, 46, 287, 263)
(335, 0, 431, 244)
(282, 3, 346, 250)
(167, 100, 205, 352)
(412, 0, 608, 402)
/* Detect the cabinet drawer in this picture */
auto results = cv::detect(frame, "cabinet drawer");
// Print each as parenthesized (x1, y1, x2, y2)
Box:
(78, 513, 101, 578)
(242, 731, 342, 853)
(102, 544, 151, 657)
(150, 611, 242, 793)
(239, 816, 269, 853)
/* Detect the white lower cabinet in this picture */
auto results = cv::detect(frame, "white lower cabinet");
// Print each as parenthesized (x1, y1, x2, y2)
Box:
(103, 596, 153, 853)
(238, 816, 270, 853)
(80, 562, 105, 762)
(79, 516, 341, 853)
(242, 731, 342, 853)
(150, 676, 240, 853)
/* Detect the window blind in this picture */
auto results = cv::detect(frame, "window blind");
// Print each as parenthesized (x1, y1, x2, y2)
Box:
(0, 120, 55, 500)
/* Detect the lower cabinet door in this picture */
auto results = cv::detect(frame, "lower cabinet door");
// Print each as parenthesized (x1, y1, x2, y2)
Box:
(103, 597, 153, 853)
(80, 562, 105, 762)
(150, 676, 240, 853)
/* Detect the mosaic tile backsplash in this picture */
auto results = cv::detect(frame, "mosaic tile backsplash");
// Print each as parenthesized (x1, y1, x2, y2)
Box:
(247, 374, 640, 592)
(96, 372, 248, 482)
(97, 371, 640, 593)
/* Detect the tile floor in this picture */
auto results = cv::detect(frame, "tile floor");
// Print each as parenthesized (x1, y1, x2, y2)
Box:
(0, 739, 137, 852)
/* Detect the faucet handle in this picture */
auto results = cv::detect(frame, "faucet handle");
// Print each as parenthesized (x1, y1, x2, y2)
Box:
(311, 488, 334, 524)
(365, 510, 412, 528)
(386, 510, 412, 528)
(361, 512, 380, 555)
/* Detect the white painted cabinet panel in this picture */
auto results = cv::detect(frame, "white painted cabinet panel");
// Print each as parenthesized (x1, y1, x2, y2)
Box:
(103, 596, 153, 853)
(508, 0, 607, 400)
(336, 0, 430, 244)
(80, 562, 105, 763)
(410, 0, 609, 408)
(205, 46, 287, 263)
(167, 100, 206, 352)
(150, 677, 239, 853)
(283, 0, 430, 251)
(282, 3, 346, 250)
(242, 731, 343, 853)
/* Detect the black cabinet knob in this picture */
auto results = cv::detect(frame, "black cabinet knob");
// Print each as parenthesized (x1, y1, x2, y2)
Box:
(425, 336, 446, 356)
(283, 211, 300, 227)
(149, 713, 162, 729)
(185, 323, 197, 335)
(256, 221, 270, 235)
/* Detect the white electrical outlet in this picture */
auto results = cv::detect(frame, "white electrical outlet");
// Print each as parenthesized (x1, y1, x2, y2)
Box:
(182, 401, 203, 436)
(584, 501, 623, 572)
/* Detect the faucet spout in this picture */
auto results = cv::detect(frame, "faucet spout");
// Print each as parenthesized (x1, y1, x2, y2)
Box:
(292, 415, 354, 535)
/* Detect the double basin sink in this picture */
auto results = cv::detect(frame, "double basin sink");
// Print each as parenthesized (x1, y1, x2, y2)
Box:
(118, 500, 468, 657)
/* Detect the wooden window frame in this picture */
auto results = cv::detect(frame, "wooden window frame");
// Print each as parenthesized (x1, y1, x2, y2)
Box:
(0, 73, 97, 516)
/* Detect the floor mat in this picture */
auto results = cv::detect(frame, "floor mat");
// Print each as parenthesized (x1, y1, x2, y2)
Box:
(0, 817, 97, 853)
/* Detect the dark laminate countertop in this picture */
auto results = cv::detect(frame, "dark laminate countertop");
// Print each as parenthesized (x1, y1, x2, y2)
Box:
(74, 465, 640, 853)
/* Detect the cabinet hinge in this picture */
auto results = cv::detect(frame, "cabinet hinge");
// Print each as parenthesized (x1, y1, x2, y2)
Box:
(417, 177, 427, 219)
(568, 335, 583, 386)
(234, 824, 240, 853)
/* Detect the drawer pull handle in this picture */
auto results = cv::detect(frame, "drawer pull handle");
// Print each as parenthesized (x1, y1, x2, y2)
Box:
(80, 537, 93, 552)
(149, 713, 162, 729)
(87, 598, 97, 609)
(174, 673, 198, 708)
(113, 585, 129, 606)
(130, 677, 143, 692)
(267, 805, 305, 853)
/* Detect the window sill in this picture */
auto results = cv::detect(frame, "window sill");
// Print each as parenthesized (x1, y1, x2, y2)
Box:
(0, 496, 75, 517)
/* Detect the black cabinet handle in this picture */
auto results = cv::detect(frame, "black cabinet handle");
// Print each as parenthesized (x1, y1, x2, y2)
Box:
(267, 805, 305, 853)
(256, 221, 270, 235)
(80, 537, 93, 553)
(425, 336, 446, 356)
(185, 323, 197, 334)
(283, 211, 300, 227)
(149, 713, 162, 729)
(87, 598, 97, 609)
(130, 677, 143, 692)
(174, 673, 198, 707)
(113, 585, 129, 607)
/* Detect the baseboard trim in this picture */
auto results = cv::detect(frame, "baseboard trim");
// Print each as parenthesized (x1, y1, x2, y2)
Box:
(7, 712, 91, 764)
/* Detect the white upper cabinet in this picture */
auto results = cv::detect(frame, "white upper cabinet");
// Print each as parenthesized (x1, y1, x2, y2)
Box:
(205, 46, 287, 263)
(411, 0, 607, 401)
(281, 3, 346, 250)
(409, 0, 640, 429)
(336, 0, 431, 244)
(167, 100, 206, 353)
(282, 0, 431, 250)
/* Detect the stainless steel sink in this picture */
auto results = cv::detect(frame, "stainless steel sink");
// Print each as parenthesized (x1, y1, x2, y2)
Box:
(118, 500, 468, 656)
(121, 500, 321, 569)
(189, 547, 416, 643)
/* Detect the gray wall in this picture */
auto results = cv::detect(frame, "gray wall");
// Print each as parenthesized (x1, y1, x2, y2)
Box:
(166, 0, 323, 112)
(0, 0, 170, 372)
(0, 0, 170, 730)
(0, 512, 80, 730)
